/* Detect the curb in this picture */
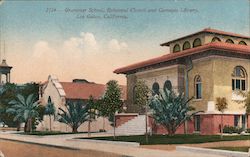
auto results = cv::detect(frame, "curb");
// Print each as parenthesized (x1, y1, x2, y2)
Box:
(176, 146, 248, 157)
(69, 138, 140, 147)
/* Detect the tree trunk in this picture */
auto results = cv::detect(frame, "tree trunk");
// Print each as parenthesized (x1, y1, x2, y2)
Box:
(113, 114, 116, 139)
(103, 117, 105, 131)
(88, 120, 91, 137)
(220, 114, 223, 139)
(72, 127, 78, 133)
(145, 107, 148, 143)
(29, 118, 32, 133)
(49, 115, 52, 131)
(24, 122, 28, 132)
(17, 122, 21, 131)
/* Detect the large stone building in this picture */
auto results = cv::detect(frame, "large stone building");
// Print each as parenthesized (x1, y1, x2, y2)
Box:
(114, 28, 250, 135)
(38, 75, 126, 132)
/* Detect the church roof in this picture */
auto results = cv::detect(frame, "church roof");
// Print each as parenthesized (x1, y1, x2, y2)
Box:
(161, 28, 250, 46)
(60, 82, 127, 100)
(114, 42, 250, 74)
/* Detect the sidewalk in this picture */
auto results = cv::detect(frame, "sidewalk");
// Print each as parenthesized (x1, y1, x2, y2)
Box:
(0, 132, 226, 157)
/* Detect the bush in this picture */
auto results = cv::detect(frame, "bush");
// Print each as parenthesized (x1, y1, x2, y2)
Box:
(246, 128, 250, 133)
(223, 125, 244, 134)
(99, 129, 106, 132)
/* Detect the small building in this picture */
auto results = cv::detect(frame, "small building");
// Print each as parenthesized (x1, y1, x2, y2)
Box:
(114, 28, 250, 135)
(38, 75, 127, 132)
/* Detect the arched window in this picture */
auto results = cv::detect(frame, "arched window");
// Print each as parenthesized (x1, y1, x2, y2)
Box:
(211, 37, 221, 42)
(183, 41, 191, 50)
(239, 41, 247, 45)
(173, 44, 181, 53)
(163, 80, 172, 93)
(232, 66, 247, 91)
(193, 38, 202, 47)
(226, 39, 234, 44)
(152, 82, 160, 95)
(48, 96, 52, 103)
(194, 75, 202, 99)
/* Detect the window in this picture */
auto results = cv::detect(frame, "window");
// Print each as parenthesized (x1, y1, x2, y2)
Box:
(163, 80, 172, 93)
(194, 115, 201, 132)
(239, 41, 247, 45)
(183, 41, 191, 50)
(232, 66, 247, 91)
(226, 39, 234, 44)
(173, 44, 181, 53)
(193, 38, 202, 47)
(211, 37, 221, 42)
(194, 75, 202, 99)
(152, 82, 160, 95)
(48, 96, 52, 103)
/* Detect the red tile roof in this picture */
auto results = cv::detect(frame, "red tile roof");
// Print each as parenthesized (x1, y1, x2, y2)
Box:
(60, 82, 127, 100)
(114, 42, 250, 74)
(161, 28, 250, 46)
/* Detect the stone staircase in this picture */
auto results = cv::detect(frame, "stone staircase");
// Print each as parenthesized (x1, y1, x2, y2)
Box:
(108, 115, 149, 135)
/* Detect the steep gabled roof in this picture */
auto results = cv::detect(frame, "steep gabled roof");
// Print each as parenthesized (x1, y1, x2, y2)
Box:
(114, 42, 250, 74)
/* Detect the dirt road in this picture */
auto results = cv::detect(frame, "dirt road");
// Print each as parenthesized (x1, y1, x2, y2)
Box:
(0, 139, 121, 157)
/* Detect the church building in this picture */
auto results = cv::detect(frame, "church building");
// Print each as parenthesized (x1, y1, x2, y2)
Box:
(114, 28, 250, 135)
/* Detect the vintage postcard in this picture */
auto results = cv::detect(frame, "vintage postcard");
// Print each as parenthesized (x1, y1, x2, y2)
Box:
(0, 0, 250, 157)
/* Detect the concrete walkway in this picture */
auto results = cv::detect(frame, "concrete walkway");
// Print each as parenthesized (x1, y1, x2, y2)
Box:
(0, 132, 226, 157)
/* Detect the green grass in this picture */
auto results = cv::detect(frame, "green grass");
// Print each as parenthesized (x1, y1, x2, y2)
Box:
(212, 147, 250, 152)
(79, 134, 250, 145)
(18, 131, 99, 136)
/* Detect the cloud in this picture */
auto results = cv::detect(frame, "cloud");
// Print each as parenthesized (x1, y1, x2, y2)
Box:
(108, 39, 128, 51)
(9, 32, 131, 84)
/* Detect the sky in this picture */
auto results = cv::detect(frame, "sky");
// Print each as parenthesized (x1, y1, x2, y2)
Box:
(0, 0, 249, 85)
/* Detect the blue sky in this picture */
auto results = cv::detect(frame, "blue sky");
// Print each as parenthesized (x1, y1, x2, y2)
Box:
(0, 0, 249, 84)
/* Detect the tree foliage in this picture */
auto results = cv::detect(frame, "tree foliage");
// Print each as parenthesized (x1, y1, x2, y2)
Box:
(134, 80, 150, 113)
(216, 97, 228, 113)
(57, 101, 89, 133)
(0, 82, 39, 127)
(45, 102, 56, 131)
(149, 90, 198, 135)
(102, 80, 123, 120)
(101, 80, 122, 138)
(7, 94, 40, 132)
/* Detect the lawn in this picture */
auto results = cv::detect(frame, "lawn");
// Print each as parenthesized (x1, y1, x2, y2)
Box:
(18, 131, 100, 136)
(212, 147, 250, 152)
(79, 134, 250, 145)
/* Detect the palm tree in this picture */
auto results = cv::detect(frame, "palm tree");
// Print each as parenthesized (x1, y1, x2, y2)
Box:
(45, 102, 55, 131)
(7, 94, 40, 132)
(149, 90, 199, 136)
(57, 101, 89, 133)
(215, 97, 228, 139)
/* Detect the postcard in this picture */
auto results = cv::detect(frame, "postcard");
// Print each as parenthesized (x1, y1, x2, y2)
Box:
(0, 0, 249, 157)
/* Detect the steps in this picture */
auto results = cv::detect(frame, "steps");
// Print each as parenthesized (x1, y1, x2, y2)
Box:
(108, 115, 149, 135)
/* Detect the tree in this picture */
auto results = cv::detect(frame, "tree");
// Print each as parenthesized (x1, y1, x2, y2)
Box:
(44, 102, 56, 131)
(134, 80, 150, 143)
(102, 80, 122, 139)
(57, 101, 89, 133)
(86, 95, 98, 137)
(0, 83, 19, 128)
(149, 90, 198, 136)
(215, 97, 228, 138)
(7, 94, 40, 132)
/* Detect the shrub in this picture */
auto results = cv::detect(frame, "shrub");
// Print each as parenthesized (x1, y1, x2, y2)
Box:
(223, 125, 244, 134)
(246, 128, 250, 133)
